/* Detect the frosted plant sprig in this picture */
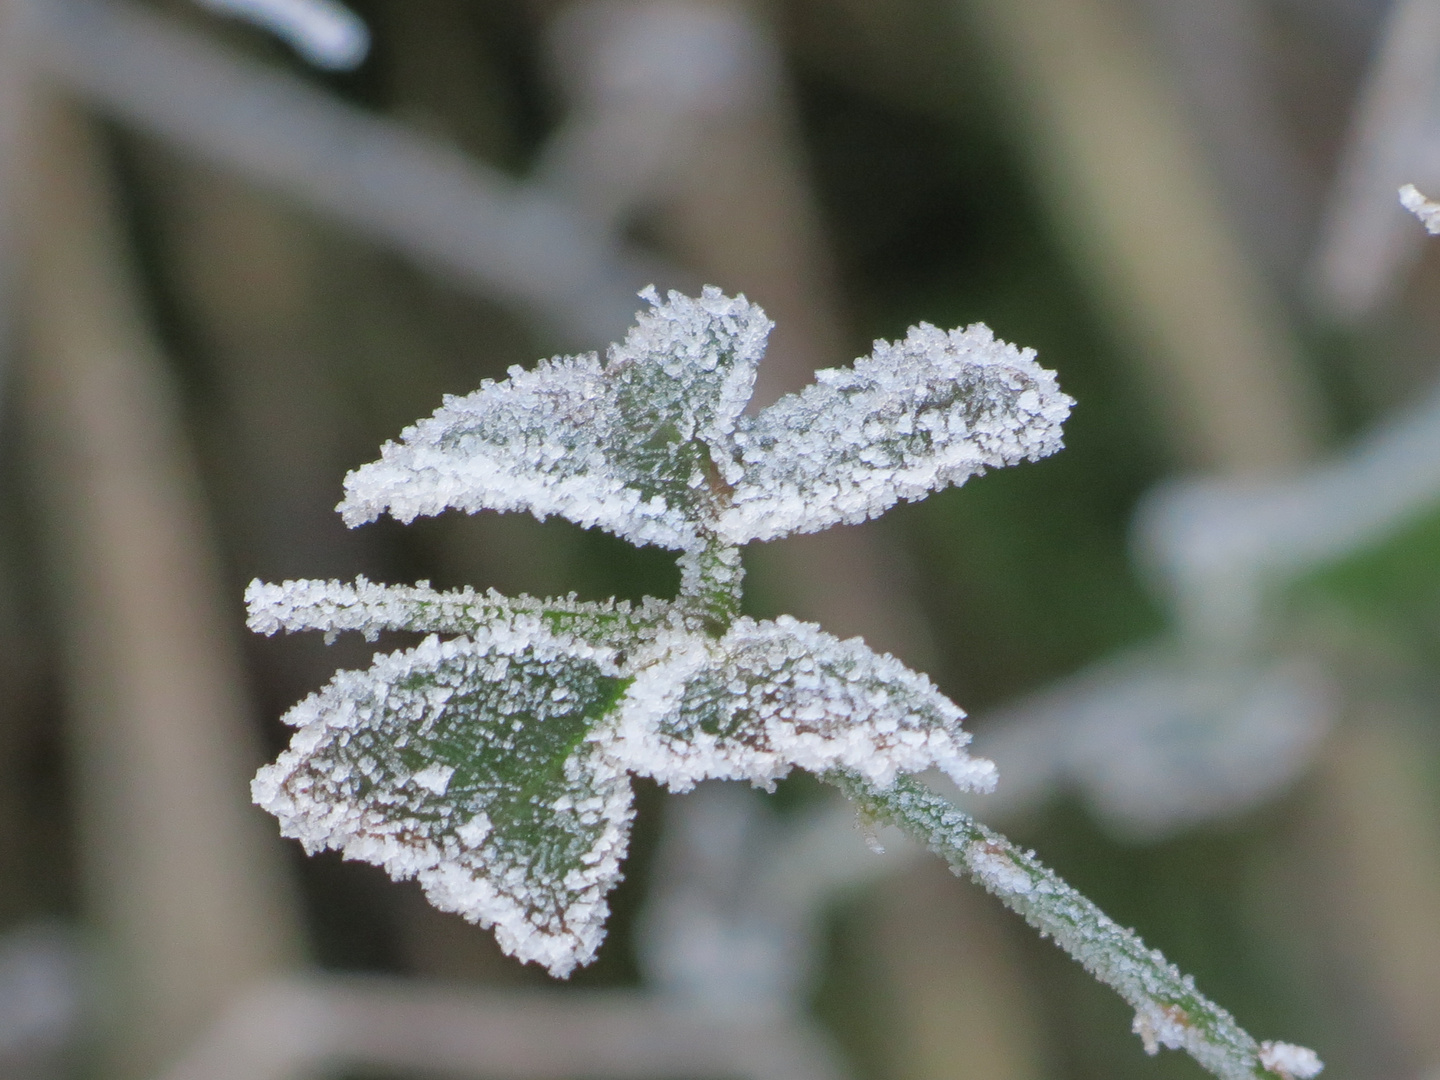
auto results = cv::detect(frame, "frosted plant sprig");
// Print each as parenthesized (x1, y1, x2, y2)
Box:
(249, 287, 1319, 1078)
(838, 774, 1320, 1080)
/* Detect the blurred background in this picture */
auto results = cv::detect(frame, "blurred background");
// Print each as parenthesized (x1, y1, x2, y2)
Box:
(3, 0, 1440, 1077)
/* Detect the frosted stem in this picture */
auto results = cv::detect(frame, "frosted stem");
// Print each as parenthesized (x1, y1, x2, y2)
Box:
(677, 536, 744, 634)
(832, 773, 1318, 1080)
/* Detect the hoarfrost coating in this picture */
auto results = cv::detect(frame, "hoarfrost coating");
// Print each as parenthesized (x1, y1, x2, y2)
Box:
(1257, 1042, 1323, 1080)
(250, 583, 999, 973)
(339, 287, 1072, 551)
(1401, 183, 1440, 235)
(253, 287, 1070, 978)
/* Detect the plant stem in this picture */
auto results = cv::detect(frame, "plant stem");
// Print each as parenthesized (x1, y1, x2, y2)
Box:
(832, 773, 1297, 1080)
(676, 536, 744, 634)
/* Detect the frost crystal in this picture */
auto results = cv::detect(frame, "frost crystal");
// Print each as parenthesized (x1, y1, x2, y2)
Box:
(1401, 183, 1440, 235)
(721, 323, 1072, 543)
(252, 287, 1071, 978)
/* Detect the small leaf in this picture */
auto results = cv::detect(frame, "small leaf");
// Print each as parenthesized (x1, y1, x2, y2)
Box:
(244, 575, 664, 649)
(251, 619, 634, 976)
(612, 615, 997, 793)
(338, 287, 771, 551)
(337, 351, 657, 538)
(719, 322, 1073, 544)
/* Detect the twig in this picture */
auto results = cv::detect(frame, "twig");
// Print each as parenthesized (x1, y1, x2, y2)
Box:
(834, 773, 1318, 1080)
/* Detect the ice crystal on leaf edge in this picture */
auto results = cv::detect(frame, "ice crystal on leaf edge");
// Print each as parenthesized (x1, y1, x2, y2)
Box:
(249, 286, 1318, 1080)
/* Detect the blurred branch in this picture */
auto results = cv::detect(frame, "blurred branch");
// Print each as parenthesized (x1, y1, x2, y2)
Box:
(18, 98, 302, 1078)
(0, 0, 34, 413)
(1305, 710, 1440, 1071)
(159, 975, 847, 1080)
(958, 0, 1322, 472)
(29, 0, 660, 348)
(1137, 0, 1316, 281)
(192, 0, 369, 71)
(866, 859, 1046, 1080)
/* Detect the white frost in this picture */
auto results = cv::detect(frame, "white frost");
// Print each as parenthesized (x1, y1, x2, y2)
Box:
(412, 763, 455, 795)
(967, 840, 1034, 895)
(611, 615, 997, 794)
(720, 322, 1072, 543)
(338, 286, 771, 552)
(1259, 1041, 1323, 1079)
(337, 290, 1068, 553)
(252, 618, 633, 977)
(1133, 1001, 1201, 1056)
(1401, 183, 1440, 235)
(253, 603, 996, 976)
(244, 574, 649, 647)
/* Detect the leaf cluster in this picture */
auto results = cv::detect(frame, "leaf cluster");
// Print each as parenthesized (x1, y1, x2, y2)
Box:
(250, 286, 1069, 974)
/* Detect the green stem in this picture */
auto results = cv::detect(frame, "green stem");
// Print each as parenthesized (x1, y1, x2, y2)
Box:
(676, 536, 744, 635)
(832, 773, 1306, 1080)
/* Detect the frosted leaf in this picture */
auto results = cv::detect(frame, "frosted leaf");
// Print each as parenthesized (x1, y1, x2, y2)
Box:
(244, 575, 661, 649)
(604, 285, 771, 495)
(337, 351, 658, 540)
(719, 323, 1073, 544)
(336, 291, 1067, 552)
(251, 619, 634, 976)
(195, 0, 369, 69)
(254, 287, 1080, 981)
(338, 287, 771, 551)
(612, 615, 997, 793)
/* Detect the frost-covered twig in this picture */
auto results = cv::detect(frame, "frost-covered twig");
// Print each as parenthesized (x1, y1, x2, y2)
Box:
(836, 773, 1320, 1080)
(247, 287, 1319, 1078)
(193, 0, 368, 70)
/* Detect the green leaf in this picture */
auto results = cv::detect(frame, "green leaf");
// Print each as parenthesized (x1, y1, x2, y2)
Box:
(612, 615, 997, 793)
(338, 287, 771, 551)
(603, 285, 771, 513)
(251, 619, 634, 976)
(245, 575, 666, 650)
